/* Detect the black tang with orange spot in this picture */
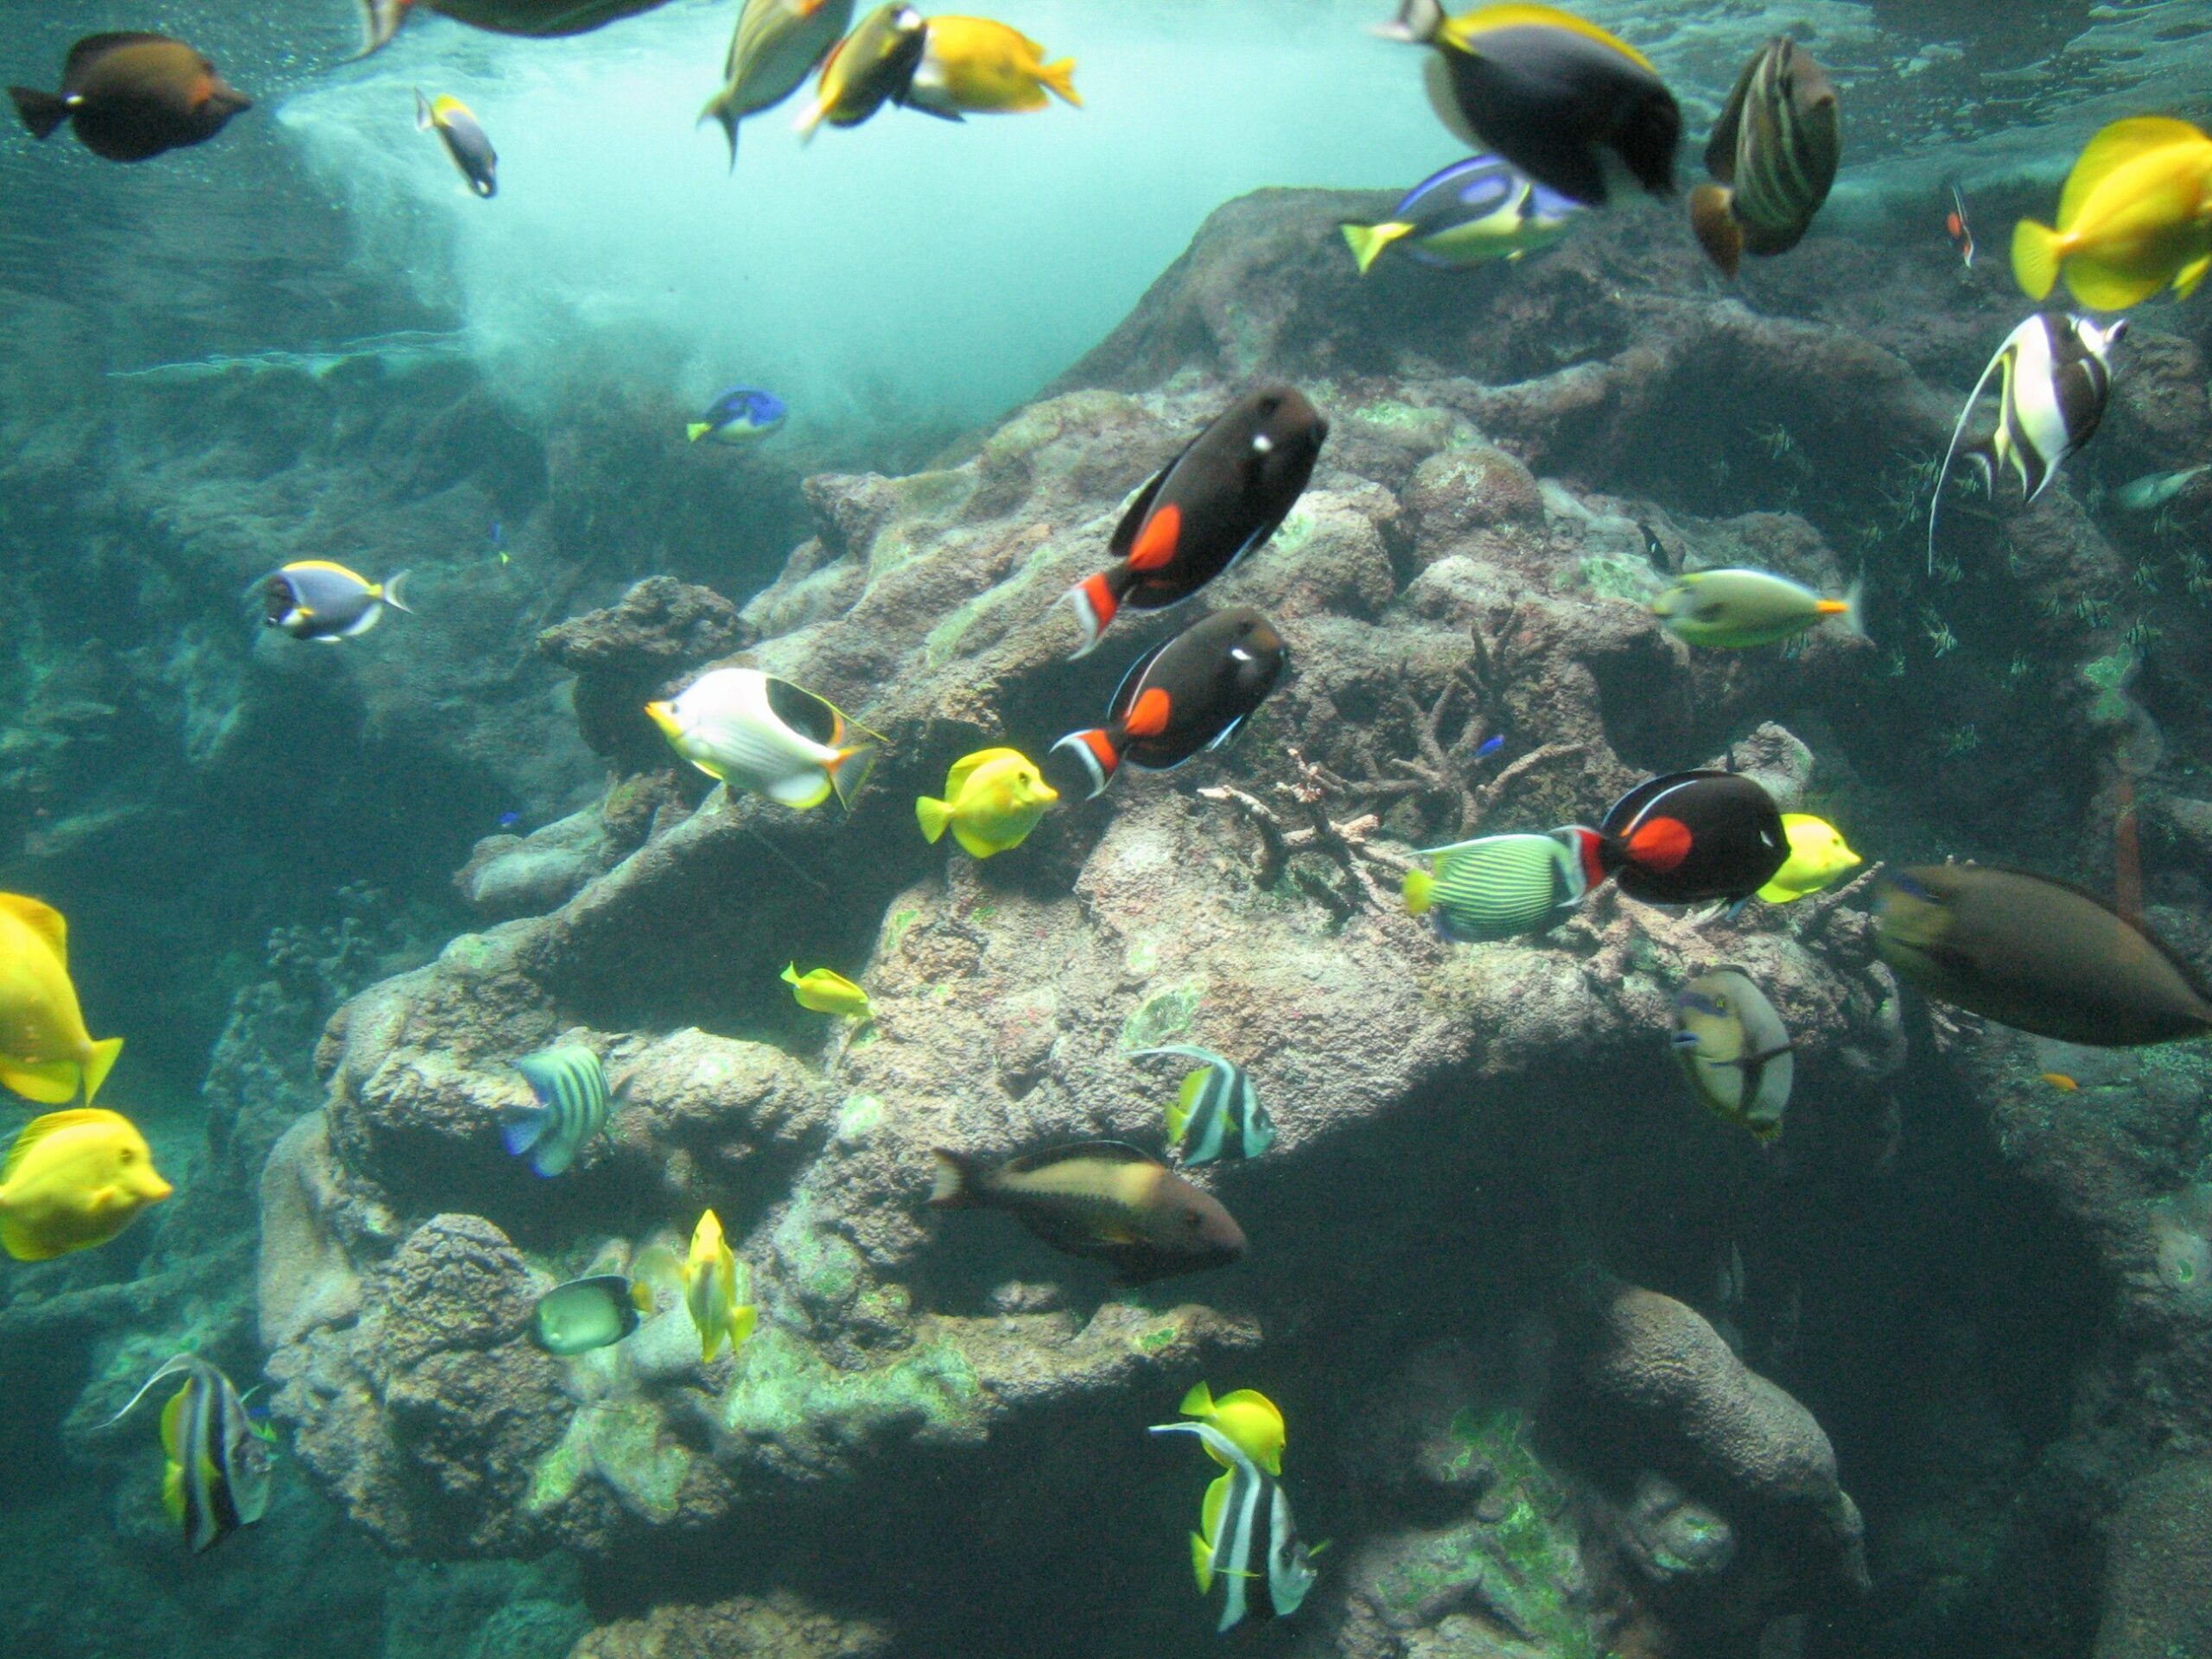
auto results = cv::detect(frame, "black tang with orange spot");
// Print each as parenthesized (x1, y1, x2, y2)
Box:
(1598, 768, 1788, 905)
(1051, 607, 1287, 798)
(1062, 386, 1325, 657)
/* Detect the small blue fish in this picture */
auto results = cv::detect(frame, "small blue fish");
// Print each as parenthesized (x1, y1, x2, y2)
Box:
(1474, 734, 1505, 760)
(501, 1046, 614, 1177)
(497, 810, 522, 829)
(1134, 1045, 1276, 1165)
(688, 386, 787, 445)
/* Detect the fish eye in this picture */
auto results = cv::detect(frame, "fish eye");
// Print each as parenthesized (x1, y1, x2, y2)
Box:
(1713, 995, 1729, 1013)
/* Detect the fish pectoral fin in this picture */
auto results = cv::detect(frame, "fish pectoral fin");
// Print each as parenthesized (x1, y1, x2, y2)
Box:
(950, 823, 1004, 859)
(2175, 251, 2212, 299)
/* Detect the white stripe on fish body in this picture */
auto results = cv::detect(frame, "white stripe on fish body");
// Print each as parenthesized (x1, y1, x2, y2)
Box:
(2002, 312, 2067, 498)
(664, 668, 842, 805)
(1149, 1421, 1265, 1631)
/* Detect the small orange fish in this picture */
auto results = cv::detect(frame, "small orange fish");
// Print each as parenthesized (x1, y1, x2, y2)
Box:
(2039, 1072, 2079, 1092)
(1944, 182, 1974, 268)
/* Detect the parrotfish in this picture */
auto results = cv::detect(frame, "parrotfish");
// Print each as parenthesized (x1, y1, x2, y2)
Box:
(1689, 37, 1840, 277)
(1651, 569, 1865, 650)
(107, 1357, 272, 1554)
(0, 892, 124, 1106)
(416, 91, 497, 197)
(1150, 1418, 1321, 1632)
(1756, 814, 1859, 904)
(793, 3, 926, 139)
(1671, 968, 1794, 1141)
(357, 0, 676, 55)
(1403, 830, 1595, 943)
(1052, 607, 1287, 798)
(1376, 0, 1680, 208)
(700, 0, 856, 165)
(1928, 312, 2126, 572)
(783, 963, 872, 1018)
(8, 34, 250, 163)
(916, 747, 1057, 857)
(688, 386, 788, 443)
(928, 1141, 1247, 1284)
(1873, 863, 2212, 1046)
(1062, 387, 1326, 655)
(1177, 1380, 1287, 1475)
(683, 1209, 759, 1363)
(531, 1274, 653, 1355)
(904, 16, 1078, 120)
(1593, 770, 1789, 907)
(2012, 116, 2212, 310)
(1134, 1046, 1276, 1165)
(262, 561, 413, 643)
(646, 667, 884, 810)
(501, 1046, 613, 1178)
(0, 1108, 171, 1262)
(1340, 154, 1583, 276)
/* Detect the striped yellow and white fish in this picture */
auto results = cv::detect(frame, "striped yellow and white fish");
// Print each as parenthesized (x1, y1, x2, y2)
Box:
(1670, 968, 1794, 1141)
(1689, 36, 1840, 277)
(106, 1356, 274, 1554)
(1928, 311, 2126, 571)
(1149, 1418, 1320, 1632)
(501, 1045, 613, 1177)
(1402, 830, 1597, 944)
(683, 1208, 759, 1364)
(1132, 1045, 1275, 1164)
(415, 89, 497, 197)
(646, 666, 884, 810)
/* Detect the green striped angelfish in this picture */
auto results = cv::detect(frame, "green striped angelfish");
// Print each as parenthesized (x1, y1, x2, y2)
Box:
(1402, 830, 1597, 944)
(1150, 1419, 1320, 1632)
(1132, 1045, 1275, 1165)
(106, 1355, 273, 1554)
(502, 1045, 613, 1177)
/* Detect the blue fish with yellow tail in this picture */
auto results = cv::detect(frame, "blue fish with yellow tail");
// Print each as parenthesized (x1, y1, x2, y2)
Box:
(689, 385, 787, 444)
(1133, 1045, 1274, 1165)
(1340, 154, 1582, 275)
(1150, 1418, 1321, 1632)
(501, 1045, 613, 1177)
(105, 1356, 273, 1554)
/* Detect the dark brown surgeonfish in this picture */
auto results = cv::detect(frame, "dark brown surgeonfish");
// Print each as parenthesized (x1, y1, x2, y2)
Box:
(9, 35, 250, 163)
(928, 1140, 1247, 1284)
(1873, 863, 2212, 1046)
(358, 0, 677, 56)
(1689, 36, 1840, 277)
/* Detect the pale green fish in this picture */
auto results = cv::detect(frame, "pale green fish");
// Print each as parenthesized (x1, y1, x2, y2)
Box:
(2114, 466, 2208, 512)
(1652, 568, 1865, 649)
(501, 1046, 613, 1177)
(699, 0, 856, 166)
(531, 1274, 652, 1355)
(683, 1208, 759, 1363)
(1403, 830, 1594, 943)
(106, 1356, 273, 1554)
(1671, 968, 1793, 1141)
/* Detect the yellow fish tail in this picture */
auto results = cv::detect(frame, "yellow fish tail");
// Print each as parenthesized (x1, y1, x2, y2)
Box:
(686, 422, 713, 442)
(2177, 251, 2212, 299)
(0, 1058, 82, 1105)
(916, 795, 953, 844)
(1402, 869, 1433, 917)
(80, 1037, 122, 1107)
(2011, 217, 2062, 301)
(1038, 57, 1080, 107)
(1340, 219, 1413, 276)
(1179, 1380, 1216, 1417)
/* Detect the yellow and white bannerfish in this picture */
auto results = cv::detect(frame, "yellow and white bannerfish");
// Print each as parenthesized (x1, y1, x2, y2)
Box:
(646, 667, 884, 810)
(683, 1208, 759, 1364)
(0, 891, 124, 1106)
(903, 16, 1077, 119)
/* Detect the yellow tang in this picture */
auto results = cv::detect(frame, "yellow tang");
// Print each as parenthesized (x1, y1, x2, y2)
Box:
(2012, 116, 2212, 310)
(1756, 815, 1860, 904)
(1179, 1379, 1286, 1476)
(915, 747, 1058, 858)
(682, 1209, 758, 1364)
(782, 963, 872, 1018)
(904, 16, 1079, 118)
(0, 1108, 171, 1261)
(0, 892, 124, 1106)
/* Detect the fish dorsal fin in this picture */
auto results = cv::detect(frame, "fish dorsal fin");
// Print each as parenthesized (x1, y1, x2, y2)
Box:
(945, 747, 1021, 799)
(1929, 315, 2033, 572)
(1002, 1139, 1156, 1175)
(1444, 5, 1656, 73)
(1108, 640, 1171, 723)
(101, 1354, 200, 1428)
(0, 893, 67, 963)
(2060, 118, 2212, 229)
(66, 33, 180, 78)
(1200, 1465, 1234, 1547)
(160, 1382, 190, 1463)
(3, 1109, 111, 1181)
(1701, 41, 1763, 183)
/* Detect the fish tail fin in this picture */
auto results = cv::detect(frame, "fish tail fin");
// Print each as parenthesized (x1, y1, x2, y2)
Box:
(1338, 220, 1413, 276)
(1049, 728, 1118, 799)
(499, 1103, 550, 1160)
(2010, 217, 2061, 301)
(1061, 567, 1128, 658)
(928, 1148, 987, 1208)
(355, 0, 412, 56)
(727, 1303, 758, 1353)
(686, 423, 713, 442)
(414, 89, 435, 132)
(80, 1037, 122, 1107)
(0, 1058, 83, 1105)
(378, 571, 414, 614)
(1179, 1380, 1216, 1417)
(1402, 868, 1433, 917)
(1038, 58, 1080, 107)
(8, 87, 68, 141)
(825, 738, 880, 810)
(698, 92, 741, 170)
(1689, 184, 1743, 278)
(916, 795, 953, 844)
(780, 963, 803, 988)
(1370, 0, 1443, 43)
(1839, 578, 1870, 645)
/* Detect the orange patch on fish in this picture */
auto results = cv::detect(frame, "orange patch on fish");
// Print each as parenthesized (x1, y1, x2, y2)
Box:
(1123, 687, 1172, 737)
(1128, 504, 1182, 572)
(1629, 817, 1693, 873)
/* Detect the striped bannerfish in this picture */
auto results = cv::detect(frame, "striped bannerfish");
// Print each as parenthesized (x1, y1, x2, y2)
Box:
(1689, 37, 1840, 277)
(1131, 1045, 1276, 1165)
(1150, 1420, 1320, 1632)
(105, 1356, 273, 1554)
(502, 1045, 613, 1177)
(1402, 830, 1596, 944)
(1928, 312, 2126, 572)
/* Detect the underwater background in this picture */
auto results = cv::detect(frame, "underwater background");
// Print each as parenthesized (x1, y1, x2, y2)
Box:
(5, 0, 2212, 1655)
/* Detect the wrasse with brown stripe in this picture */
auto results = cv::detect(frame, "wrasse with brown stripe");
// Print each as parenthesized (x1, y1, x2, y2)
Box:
(1051, 607, 1287, 798)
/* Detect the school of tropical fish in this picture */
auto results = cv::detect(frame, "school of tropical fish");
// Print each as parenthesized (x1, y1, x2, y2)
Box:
(4, 0, 2212, 1639)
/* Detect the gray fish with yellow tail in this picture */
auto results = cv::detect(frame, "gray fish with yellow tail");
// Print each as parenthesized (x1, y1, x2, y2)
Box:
(1150, 1418, 1321, 1632)
(700, 0, 855, 165)
(1671, 968, 1793, 1141)
(531, 1274, 652, 1355)
(1874, 864, 2212, 1046)
(416, 90, 497, 197)
(1403, 830, 1597, 943)
(928, 1140, 1245, 1284)
(1689, 37, 1840, 278)
(105, 1356, 273, 1554)
(1133, 1046, 1275, 1165)
(501, 1045, 613, 1177)
(262, 561, 412, 642)
(1928, 312, 2124, 573)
